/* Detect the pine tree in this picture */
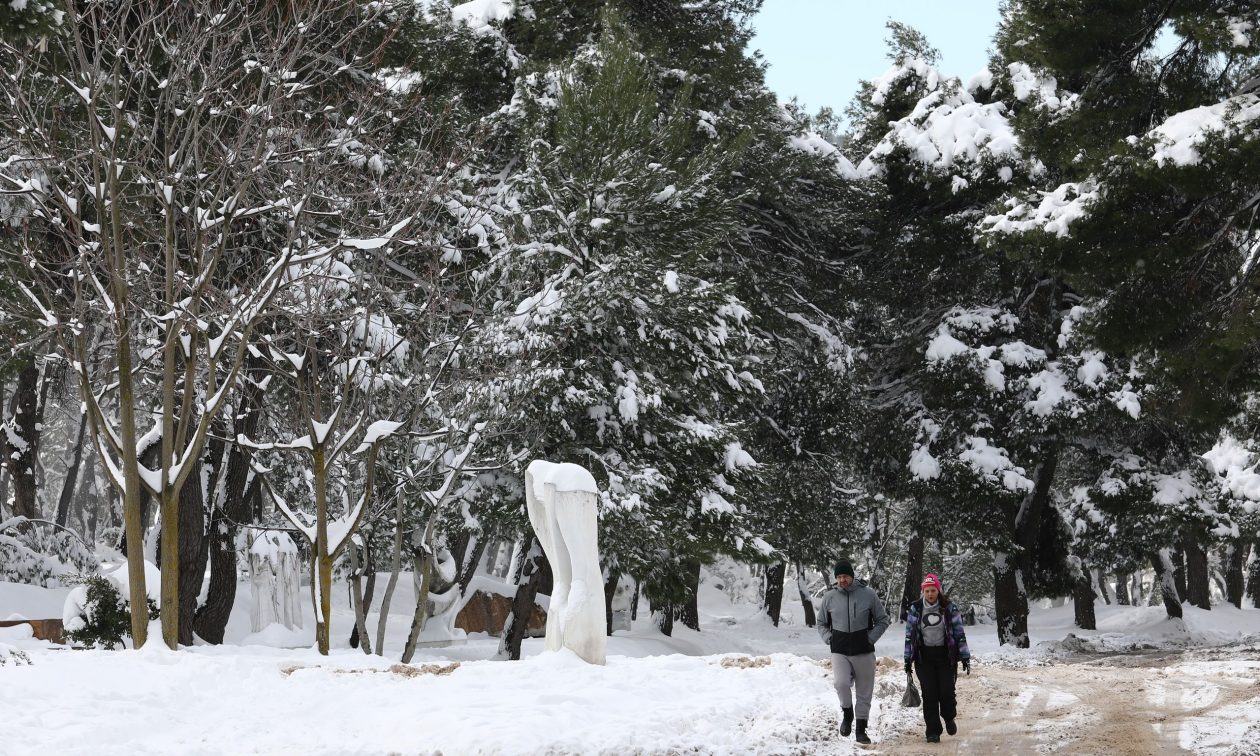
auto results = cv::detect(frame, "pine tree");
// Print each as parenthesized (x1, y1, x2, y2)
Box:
(984, 0, 1260, 618)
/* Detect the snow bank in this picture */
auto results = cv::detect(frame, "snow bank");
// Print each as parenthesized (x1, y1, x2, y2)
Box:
(0, 580, 73, 619)
(1, 646, 858, 755)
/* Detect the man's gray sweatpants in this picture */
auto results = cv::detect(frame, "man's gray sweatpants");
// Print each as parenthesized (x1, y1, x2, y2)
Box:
(832, 652, 877, 718)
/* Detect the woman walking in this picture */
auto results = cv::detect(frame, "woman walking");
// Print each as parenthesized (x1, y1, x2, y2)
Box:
(903, 573, 971, 743)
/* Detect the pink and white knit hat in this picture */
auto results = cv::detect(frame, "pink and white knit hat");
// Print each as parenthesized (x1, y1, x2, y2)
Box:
(920, 573, 942, 591)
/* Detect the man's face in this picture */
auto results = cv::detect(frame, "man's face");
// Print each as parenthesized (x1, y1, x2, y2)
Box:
(836, 573, 853, 589)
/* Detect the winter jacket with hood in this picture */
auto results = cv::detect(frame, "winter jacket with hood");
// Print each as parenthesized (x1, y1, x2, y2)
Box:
(904, 597, 971, 664)
(817, 582, 891, 656)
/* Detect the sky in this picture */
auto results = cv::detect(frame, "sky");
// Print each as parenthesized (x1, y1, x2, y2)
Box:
(750, 1, 1004, 116)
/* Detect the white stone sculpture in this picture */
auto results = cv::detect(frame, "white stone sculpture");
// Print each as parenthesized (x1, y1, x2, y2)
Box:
(248, 530, 304, 632)
(525, 460, 606, 665)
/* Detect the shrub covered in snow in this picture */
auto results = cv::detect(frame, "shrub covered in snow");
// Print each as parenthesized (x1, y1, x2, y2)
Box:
(0, 517, 98, 587)
(0, 642, 32, 666)
(62, 574, 157, 650)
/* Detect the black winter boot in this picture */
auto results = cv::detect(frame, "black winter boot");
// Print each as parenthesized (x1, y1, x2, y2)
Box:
(855, 718, 871, 745)
(839, 707, 854, 736)
(946, 719, 957, 736)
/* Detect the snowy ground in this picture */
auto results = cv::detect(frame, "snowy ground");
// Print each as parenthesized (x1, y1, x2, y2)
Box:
(3, 574, 1259, 755)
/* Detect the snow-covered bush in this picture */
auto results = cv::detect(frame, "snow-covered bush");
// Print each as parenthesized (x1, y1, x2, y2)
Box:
(705, 558, 764, 607)
(62, 574, 157, 650)
(0, 518, 98, 587)
(0, 642, 32, 666)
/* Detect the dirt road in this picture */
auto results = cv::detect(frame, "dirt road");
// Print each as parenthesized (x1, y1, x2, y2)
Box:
(872, 645, 1260, 755)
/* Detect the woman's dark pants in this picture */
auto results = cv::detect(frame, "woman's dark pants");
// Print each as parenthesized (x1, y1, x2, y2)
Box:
(914, 645, 956, 737)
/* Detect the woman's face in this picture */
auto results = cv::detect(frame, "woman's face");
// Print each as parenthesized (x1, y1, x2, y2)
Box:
(922, 585, 939, 603)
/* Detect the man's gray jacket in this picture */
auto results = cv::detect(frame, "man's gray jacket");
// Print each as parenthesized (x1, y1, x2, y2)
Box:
(817, 583, 890, 656)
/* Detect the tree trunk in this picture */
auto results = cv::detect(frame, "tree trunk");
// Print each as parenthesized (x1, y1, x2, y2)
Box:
(1184, 540, 1211, 610)
(676, 558, 700, 632)
(349, 540, 373, 654)
(75, 445, 98, 542)
(994, 552, 1029, 647)
(1114, 572, 1131, 605)
(1151, 550, 1184, 619)
(1246, 540, 1260, 609)
(55, 411, 89, 528)
(1172, 546, 1188, 600)
(999, 448, 1059, 647)
(652, 598, 674, 637)
(499, 538, 547, 661)
(5, 364, 42, 521)
(194, 359, 264, 644)
(177, 462, 210, 646)
(763, 561, 786, 627)
(1092, 568, 1111, 605)
(350, 538, 376, 649)
(408, 536, 443, 660)
(0, 379, 7, 520)
(795, 564, 816, 627)
(604, 567, 621, 636)
(900, 532, 925, 621)
(313, 443, 332, 655)
(1073, 561, 1096, 630)
(1224, 542, 1247, 609)
(455, 534, 486, 596)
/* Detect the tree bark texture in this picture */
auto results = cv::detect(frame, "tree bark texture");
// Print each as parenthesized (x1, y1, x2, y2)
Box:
(1184, 540, 1211, 610)
(500, 538, 548, 661)
(763, 561, 785, 627)
(676, 558, 700, 632)
(1093, 568, 1112, 605)
(350, 538, 376, 650)
(652, 601, 674, 637)
(1172, 546, 1188, 601)
(194, 361, 263, 643)
(1224, 543, 1246, 609)
(604, 568, 621, 636)
(1246, 540, 1260, 609)
(900, 533, 925, 621)
(994, 552, 1029, 647)
(4, 364, 42, 521)
(55, 411, 89, 528)
(349, 541, 373, 654)
(1073, 562, 1096, 630)
(1151, 550, 1184, 619)
(796, 565, 816, 627)
(1114, 572, 1131, 605)
(995, 451, 1058, 648)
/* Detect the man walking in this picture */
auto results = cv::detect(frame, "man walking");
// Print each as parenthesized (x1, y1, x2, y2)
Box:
(818, 559, 890, 745)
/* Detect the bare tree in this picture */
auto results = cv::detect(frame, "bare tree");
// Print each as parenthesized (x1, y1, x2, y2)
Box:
(2, 0, 427, 647)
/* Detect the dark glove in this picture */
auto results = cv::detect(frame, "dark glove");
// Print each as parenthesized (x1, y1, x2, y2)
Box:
(962, 658, 971, 675)
(904, 660, 913, 675)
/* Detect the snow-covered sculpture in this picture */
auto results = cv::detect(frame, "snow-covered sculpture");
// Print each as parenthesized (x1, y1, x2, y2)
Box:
(248, 530, 303, 632)
(525, 460, 606, 665)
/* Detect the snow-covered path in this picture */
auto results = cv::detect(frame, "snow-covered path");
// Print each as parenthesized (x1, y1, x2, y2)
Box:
(875, 645, 1260, 755)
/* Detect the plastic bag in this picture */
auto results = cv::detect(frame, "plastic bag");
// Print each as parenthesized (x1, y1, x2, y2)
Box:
(901, 672, 921, 708)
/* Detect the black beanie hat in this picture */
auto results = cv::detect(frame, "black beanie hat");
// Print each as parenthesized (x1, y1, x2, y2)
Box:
(833, 560, 854, 578)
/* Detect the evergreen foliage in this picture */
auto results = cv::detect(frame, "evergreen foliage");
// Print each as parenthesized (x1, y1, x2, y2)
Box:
(63, 574, 158, 650)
